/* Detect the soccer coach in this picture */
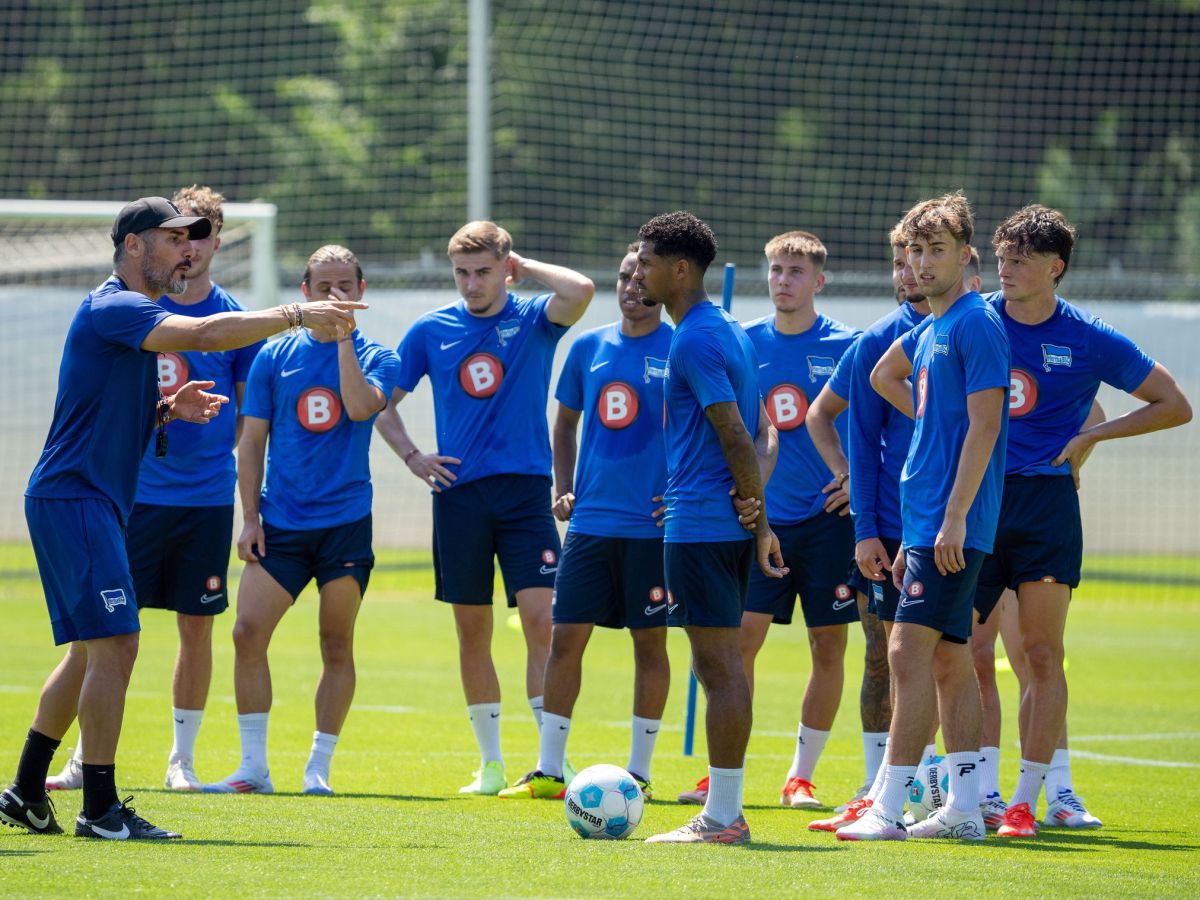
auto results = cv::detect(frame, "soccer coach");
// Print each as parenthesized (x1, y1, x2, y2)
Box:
(0, 197, 363, 841)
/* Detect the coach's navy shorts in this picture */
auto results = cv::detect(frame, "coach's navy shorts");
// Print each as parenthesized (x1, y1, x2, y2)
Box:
(897, 546, 987, 644)
(432, 474, 561, 608)
(745, 512, 857, 627)
(127, 503, 233, 616)
(665, 539, 752, 628)
(553, 532, 667, 630)
(26, 496, 140, 645)
(847, 536, 904, 622)
(975, 475, 1081, 620)
(254, 514, 373, 601)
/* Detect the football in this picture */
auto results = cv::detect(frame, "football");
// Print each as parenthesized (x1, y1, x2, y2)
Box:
(564, 764, 645, 839)
(908, 756, 950, 820)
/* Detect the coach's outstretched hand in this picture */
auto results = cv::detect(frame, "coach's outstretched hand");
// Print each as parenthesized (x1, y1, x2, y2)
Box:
(170, 380, 228, 424)
(300, 298, 368, 336)
(756, 525, 788, 579)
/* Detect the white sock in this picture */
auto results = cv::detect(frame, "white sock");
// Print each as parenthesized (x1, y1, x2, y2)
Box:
(862, 731, 889, 786)
(528, 695, 544, 730)
(467, 703, 503, 765)
(946, 751, 981, 814)
(170, 707, 204, 762)
(1010, 759, 1049, 810)
(922, 742, 938, 762)
(865, 738, 890, 802)
(877, 764, 916, 819)
(628, 716, 661, 781)
(536, 712, 570, 778)
(702, 766, 744, 827)
(72, 741, 84, 764)
(305, 730, 338, 778)
(979, 746, 1001, 800)
(788, 724, 830, 781)
(237, 712, 269, 776)
(1046, 748, 1072, 798)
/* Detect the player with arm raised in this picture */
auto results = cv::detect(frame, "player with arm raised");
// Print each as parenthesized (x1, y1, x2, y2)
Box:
(374, 221, 595, 795)
(634, 212, 785, 846)
(805, 225, 930, 830)
(498, 244, 673, 800)
(46, 186, 265, 794)
(0, 198, 361, 841)
(975, 206, 1191, 838)
(839, 192, 1009, 842)
(728, 231, 859, 811)
(204, 245, 398, 797)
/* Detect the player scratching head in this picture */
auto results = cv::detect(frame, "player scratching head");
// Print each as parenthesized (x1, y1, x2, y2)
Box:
(111, 196, 212, 299)
(302, 244, 365, 342)
(897, 190, 974, 309)
(616, 241, 661, 334)
(993, 204, 1076, 309)
(633, 211, 717, 321)
(448, 220, 515, 317)
(765, 230, 826, 332)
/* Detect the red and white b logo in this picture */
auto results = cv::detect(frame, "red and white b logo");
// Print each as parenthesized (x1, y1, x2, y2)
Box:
(297, 387, 342, 432)
(599, 382, 638, 429)
(459, 353, 504, 398)
(1009, 368, 1039, 418)
(765, 384, 807, 431)
(157, 352, 188, 396)
(916, 366, 929, 418)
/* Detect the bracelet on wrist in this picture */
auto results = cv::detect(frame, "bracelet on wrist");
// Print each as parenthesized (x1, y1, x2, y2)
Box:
(403, 448, 421, 464)
(835, 472, 848, 487)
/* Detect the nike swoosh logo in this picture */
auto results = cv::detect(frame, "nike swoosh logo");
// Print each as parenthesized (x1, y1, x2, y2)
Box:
(645, 729, 659, 735)
(490, 712, 500, 718)
(440, 340, 462, 350)
(898, 597, 924, 608)
(280, 367, 303, 378)
(90, 821, 130, 839)
(667, 603, 678, 614)
(644, 603, 667, 615)
(27, 808, 49, 829)
(832, 598, 855, 610)
(539, 565, 557, 575)
(175, 717, 185, 724)
(589, 360, 611, 372)
(558, 725, 568, 730)
(759, 362, 771, 368)
(199, 593, 223, 604)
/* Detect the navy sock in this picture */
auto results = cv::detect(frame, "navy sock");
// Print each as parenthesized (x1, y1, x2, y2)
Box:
(82, 763, 118, 820)
(14, 729, 60, 803)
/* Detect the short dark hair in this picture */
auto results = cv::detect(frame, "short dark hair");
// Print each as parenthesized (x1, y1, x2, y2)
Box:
(638, 211, 717, 273)
(992, 204, 1077, 284)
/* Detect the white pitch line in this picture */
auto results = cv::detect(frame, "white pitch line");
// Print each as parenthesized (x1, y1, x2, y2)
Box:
(1069, 749, 1200, 769)
(1069, 732, 1200, 743)
(353, 705, 417, 714)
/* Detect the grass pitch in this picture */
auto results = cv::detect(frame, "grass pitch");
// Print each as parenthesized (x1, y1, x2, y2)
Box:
(1, 547, 1198, 897)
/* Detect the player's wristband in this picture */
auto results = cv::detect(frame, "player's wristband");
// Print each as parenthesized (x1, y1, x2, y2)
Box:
(835, 472, 848, 487)
(403, 448, 421, 465)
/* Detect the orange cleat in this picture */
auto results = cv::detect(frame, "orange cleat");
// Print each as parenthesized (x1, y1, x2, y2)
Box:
(677, 775, 709, 805)
(996, 801, 1038, 838)
(809, 797, 872, 831)
(780, 776, 822, 809)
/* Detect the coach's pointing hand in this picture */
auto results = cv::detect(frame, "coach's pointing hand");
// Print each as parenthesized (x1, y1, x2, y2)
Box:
(170, 380, 228, 424)
(301, 298, 367, 335)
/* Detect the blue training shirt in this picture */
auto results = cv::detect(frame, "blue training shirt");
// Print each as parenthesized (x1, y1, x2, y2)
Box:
(242, 330, 400, 531)
(744, 314, 860, 524)
(555, 321, 673, 539)
(396, 293, 568, 487)
(27, 276, 174, 522)
(899, 292, 1010, 553)
(663, 301, 761, 544)
(136, 284, 263, 507)
(986, 292, 1155, 477)
(847, 301, 929, 542)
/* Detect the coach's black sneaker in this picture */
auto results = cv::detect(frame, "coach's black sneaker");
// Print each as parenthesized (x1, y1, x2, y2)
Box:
(75, 796, 182, 840)
(0, 784, 63, 834)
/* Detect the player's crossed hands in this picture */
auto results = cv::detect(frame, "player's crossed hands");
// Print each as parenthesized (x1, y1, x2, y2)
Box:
(820, 475, 851, 516)
(170, 380, 228, 424)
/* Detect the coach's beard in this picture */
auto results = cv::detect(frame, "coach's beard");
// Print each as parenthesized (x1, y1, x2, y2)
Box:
(143, 259, 188, 297)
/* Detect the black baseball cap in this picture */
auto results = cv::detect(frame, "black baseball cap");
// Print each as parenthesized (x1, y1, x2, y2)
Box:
(111, 196, 212, 245)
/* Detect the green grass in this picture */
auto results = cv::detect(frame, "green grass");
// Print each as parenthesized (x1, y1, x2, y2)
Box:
(1, 546, 1198, 897)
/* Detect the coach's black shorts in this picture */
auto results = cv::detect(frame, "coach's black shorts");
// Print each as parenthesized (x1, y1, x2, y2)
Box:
(898, 546, 987, 644)
(255, 514, 373, 601)
(432, 474, 561, 608)
(553, 532, 667, 630)
(847, 535, 904, 622)
(975, 475, 1081, 621)
(745, 512, 858, 627)
(127, 503, 233, 616)
(665, 539, 752, 628)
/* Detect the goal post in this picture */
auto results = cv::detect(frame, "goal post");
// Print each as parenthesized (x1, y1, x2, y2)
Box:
(0, 198, 279, 308)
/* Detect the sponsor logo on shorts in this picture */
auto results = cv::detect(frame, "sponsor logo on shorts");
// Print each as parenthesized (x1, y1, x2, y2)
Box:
(832, 597, 855, 611)
(206, 575, 222, 592)
(100, 589, 128, 613)
(806, 355, 836, 383)
(666, 589, 679, 615)
(539, 565, 557, 575)
(541, 549, 557, 568)
(644, 602, 668, 616)
(899, 581, 924, 608)
(199, 593, 224, 604)
(872, 584, 884, 603)
(649, 587, 665, 602)
(835, 584, 852, 600)
(495, 319, 521, 346)
(1041, 343, 1073, 372)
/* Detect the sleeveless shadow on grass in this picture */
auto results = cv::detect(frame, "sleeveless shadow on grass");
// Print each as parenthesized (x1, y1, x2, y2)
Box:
(743, 841, 843, 853)
(134, 788, 450, 803)
(999, 831, 1197, 854)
